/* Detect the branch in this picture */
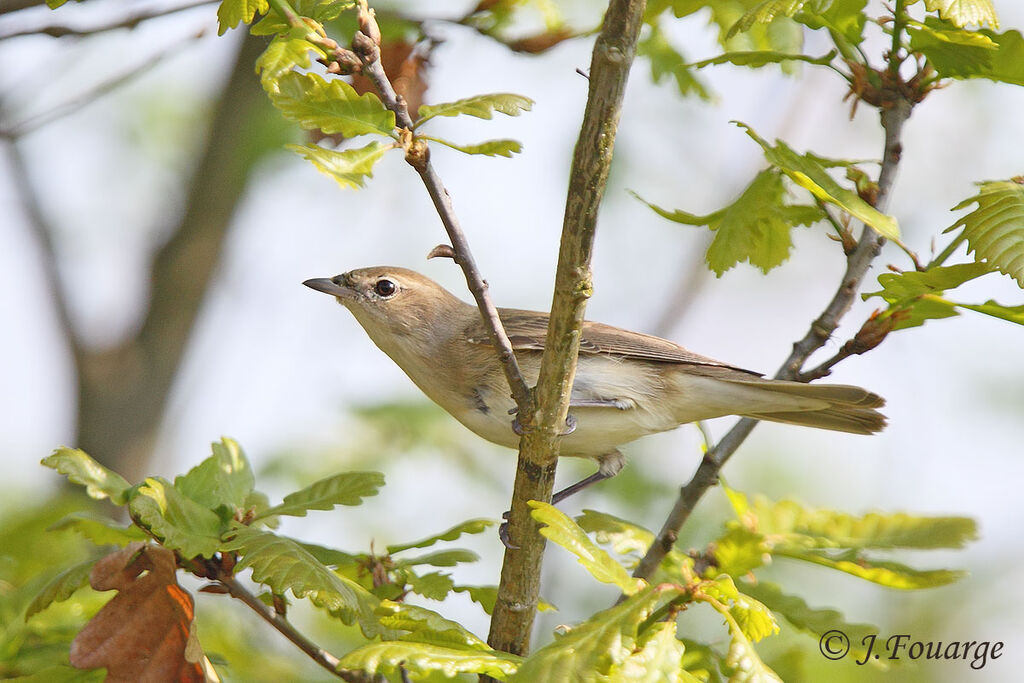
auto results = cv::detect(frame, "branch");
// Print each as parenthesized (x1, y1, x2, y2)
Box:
(216, 572, 373, 682)
(486, 0, 646, 660)
(632, 95, 914, 582)
(344, 0, 533, 415)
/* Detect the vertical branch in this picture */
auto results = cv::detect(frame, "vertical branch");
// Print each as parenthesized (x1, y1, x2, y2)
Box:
(486, 0, 647, 659)
(632, 95, 914, 582)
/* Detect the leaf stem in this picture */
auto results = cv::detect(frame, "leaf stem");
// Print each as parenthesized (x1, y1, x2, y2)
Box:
(926, 232, 967, 269)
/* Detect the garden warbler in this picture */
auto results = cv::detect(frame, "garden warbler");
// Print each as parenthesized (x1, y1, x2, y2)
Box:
(304, 267, 885, 501)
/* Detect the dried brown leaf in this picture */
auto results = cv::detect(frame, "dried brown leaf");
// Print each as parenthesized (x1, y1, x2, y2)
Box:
(70, 542, 212, 682)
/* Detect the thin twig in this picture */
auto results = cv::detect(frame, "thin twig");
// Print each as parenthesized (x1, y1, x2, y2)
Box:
(343, 0, 533, 415)
(218, 573, 363, 681)
(632, 97, 915, 581)
(0, 0, 215, 40)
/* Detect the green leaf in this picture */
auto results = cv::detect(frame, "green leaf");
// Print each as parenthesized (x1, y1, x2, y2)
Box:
(609, 622, 700, 682)
(339, 641, 521, 680)
(713, 526, 769, 577)
(728, 1, 809, 39)
(377, 600, 490, 650)
(530, 501, 644, 596)
(7, 666, 104, 683)
(776, 548, 966, 588)
(698, 582, 783, 683)
(48, 513, 148, 547)
(251, 0, 354, 35)
(635, 169, 824, 276)
(416, 93, 533, 128)
(298, 542, 361, 568)
(511, 584, 685, 682)
(723, 630, 783, 683)
(405, 571, 455, 601)
(575, 509, 655, 557)
(393, 549, 479, 568)
(864, 262, 992, 328)
(922, 0, 999, 28)
(959, 299, 1024, 325)
(692, 49, 836, 69)
(270, 71, 395, 137)
(747, 495, 979, 549)
(255, 470, 384, 520)
(738, 580, 879, 661)
(638, 22, 712, 99)
(387, 518, 494, 554)
(910, 18, 1024, 85)
(217, 0, 269, 35)
(128, 478, 224, 558)
(255, 36, 326, 90)
(736, 122, 900, 239)
(223, 526, 388, 637)
(174, 437, 254, 517)
(287, 140, 393, 189)
(24, 557, 97, 619)
(796, 0, 868, 46)
(41, 448, 132, 505)
(731, 591, 779, 643)
(419, 135, 523, 157)
(908, 16, 999, 78)
(451, 584, 562, 615)
(453, 584, 499, 614)
(946, 180, 1024, 286)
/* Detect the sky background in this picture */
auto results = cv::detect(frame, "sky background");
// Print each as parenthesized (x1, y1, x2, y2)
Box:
(1, 1, 1022, 681)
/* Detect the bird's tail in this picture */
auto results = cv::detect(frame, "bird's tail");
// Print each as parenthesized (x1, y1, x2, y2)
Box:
(732, 378, 886, 434)
(674, 369, 887, 435)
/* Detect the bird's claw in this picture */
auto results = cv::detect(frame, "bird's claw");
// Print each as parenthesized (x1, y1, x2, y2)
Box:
(511, 414, 527, 436)
(498, 510, 519, 550)
(562, 413, 577, 436)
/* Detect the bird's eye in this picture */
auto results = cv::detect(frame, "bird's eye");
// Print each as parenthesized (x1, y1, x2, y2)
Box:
(374, 279, 397, 298)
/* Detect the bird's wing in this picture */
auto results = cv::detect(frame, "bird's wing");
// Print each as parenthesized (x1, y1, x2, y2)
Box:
(465, 308, 760, 375)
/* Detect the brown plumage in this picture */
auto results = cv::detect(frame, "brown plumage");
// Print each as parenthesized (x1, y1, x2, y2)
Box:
(305, 267, 886, 489)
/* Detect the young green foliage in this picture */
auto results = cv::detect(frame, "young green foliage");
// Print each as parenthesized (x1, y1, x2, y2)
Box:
(41, 448, 133, 505)
(253, 469, 384, 520)
(737, 123, 900, 240)
(865, 261, 1024, 329)
(530, 502, 645, 596)
(337, 601, 522, 679)
(510, 584, 687, 682)
(221, 526, 388, 636)
(947, 179, 1024, 287)
(633, 169, 824, 276)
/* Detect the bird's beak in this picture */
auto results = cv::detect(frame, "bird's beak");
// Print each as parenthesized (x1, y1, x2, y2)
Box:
(303, 277, 354, 301)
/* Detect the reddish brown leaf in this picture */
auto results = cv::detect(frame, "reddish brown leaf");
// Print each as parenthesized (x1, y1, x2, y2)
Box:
(70, 543, 212, 682)
(508, 28, 575, 54)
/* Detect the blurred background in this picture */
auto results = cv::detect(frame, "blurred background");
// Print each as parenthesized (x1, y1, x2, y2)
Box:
(1, 0, 1022, 681)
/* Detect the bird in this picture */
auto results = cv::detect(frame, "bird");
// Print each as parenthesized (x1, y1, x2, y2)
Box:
(304, 266, 885, 502)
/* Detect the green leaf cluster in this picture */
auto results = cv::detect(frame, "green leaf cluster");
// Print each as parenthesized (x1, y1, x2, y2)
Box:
(537, 487, 976, 681)
(861, 179, 1024, 330)
(218, 2, 537, 188)
(636, 122, 904, 277)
